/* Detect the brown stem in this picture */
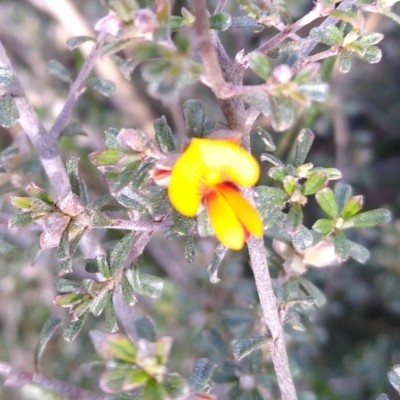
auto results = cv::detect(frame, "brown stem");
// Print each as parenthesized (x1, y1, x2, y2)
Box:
(49, 32, 107, 140)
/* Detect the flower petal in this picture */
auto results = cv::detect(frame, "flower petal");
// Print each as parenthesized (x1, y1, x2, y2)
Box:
(218, 183, 263, 238)
(206, 189, 245, 250)
(193, 139, 260, 187)
(168, 142, 205, 216)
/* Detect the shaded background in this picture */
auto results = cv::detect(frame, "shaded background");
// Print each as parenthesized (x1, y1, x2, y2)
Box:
(0, 0, 400, 399)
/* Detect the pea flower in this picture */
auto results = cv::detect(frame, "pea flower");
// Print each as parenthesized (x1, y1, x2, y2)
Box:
(168, 138, 263, 250)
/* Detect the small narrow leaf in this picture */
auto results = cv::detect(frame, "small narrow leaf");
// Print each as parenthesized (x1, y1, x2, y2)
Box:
(310, 25, 344, 46)
(188, 358, 215, 392)
(66, 157, 81, 197)
(208, 12, 232, 31)
(183, 99, 205, 138)
(66, 36, 95, 50)
(90, 287, 110, 316)
(341, 195, 363, 219)
(121, 275, 137, 306)
(298, 277, 326, 307)
(312, 219, 334, 234)
(334, 182, 352, 212)
(135, 316, 156, 342)
(34, 317, 62, 372)
(248, 52, 271, 81)
(89, 148, 120, 166)
(0, 94, 19, 128)
(255, 125, 276, 151)
(302, 172, 328, 196)
(184, 235, 196, 263)
(388, 365, 400, 394)
(27, 183, 54, 205)
(63, 312, 88, 342)
(154, 116, 175, 154)
(260, 153, 285, 167)
(346, 208, 391, 228)
(105, 293, 119, 333)
(47, 59, 72, 83)
(334, 230, 350, 262)
(143, 378, 164, 400)
(339, 51, 352, 73)
(86, 77, 116, 96)
(295, 129, 314, 166)
(232, 335, 271, 360)
(108, 233, 136, 274)
(348, 240, 370, 264)
(316, 188, 338, 219)
(53, 277, 81, 293)
(207, 244, 227, 284)
(163, 373, 186, 399)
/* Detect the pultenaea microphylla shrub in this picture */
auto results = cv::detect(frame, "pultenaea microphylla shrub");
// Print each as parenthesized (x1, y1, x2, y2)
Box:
(1, 0, 400, 399)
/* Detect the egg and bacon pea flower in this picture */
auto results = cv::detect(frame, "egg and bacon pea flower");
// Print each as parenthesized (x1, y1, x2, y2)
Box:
(151, 131, 263, 250)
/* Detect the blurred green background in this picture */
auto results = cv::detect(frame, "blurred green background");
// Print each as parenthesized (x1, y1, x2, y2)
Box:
(0, 0, 400, 399)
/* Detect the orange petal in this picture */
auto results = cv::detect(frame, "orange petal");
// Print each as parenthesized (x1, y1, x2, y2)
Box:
(206, 189, 246, 250)
(218, 183, 263, 238)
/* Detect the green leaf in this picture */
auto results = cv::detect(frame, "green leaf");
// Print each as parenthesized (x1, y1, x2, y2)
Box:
(86, 77, 116, 96)
(302, 172, 328, 195)
(388, 365, 400, 394)
(295, 128, 314, 166)
(108, 334, 137, 363)
(285, 204, 303, 233)
(220, 309, 255, 328)
(99, 369, 130, 393)
(93, 256, 111, 279)
(53, 277, 81, 293)
(248, 52, 271, 81)
(66, 35, 95, 50)
(312, 219, 334, 234)
(117, 186, 148, 212)
(309, 25, 344, 46)
(183, 99, 205, 138)
(104, 127, 125, 149)
(255, 186, 288, 207)
(208, 12, 232, 31)
(232, 335, 271, 360)
(291, 225, 313, 250)
(135, 316, 156, 342)
(260, 153, 285, 167)
(270, 96, 295, 132)
(113, 161, 141, 192)
(128, 267, 164, 299)
(66, 157, 81, 197)
(0, 67, 14, 86)
(339, 51, 352, 73)
(171, 209, 195, 235)
(163, 373, 186, 399)
(298, 276, 326, 307)
(188, 358, 215, 392)
(0, 94, 19, 128)
(108, 233, 136, 274)
(154, 116, 175, 154)
(63, 312, 88, 342)
(268, 166, 287, 181)
(101, 39, 132, 57)
(334, 230, 349, 262)
(89, 148, 120, 166)
(345, 208, 391, 228)
(184, 235, 196, 263)
(341, 195, 363, 219)
(91, 287, 110, 316)
(143, 379, 164, 400)
(316, 188, 338, 219)
(356, 32, 384, 47)
(283, 175, 297, 195)
(203, 327, 228, 359)
(121, 274, 137, 306)
(334, 182, 352, 213)
(330, 9, 362, 27)
(9, 212, 43, 229)
(105, 293, 119, 333)
(357, 46, 382, 64)
(47, 59, 72, 83)
(197, 209, 214, 237)
(254, 125, 275, 151)
(27, 183, 54, 205)
(348, 240, 370, 264)
(208, 244, 227, 284)
(34, 317, 62, 372)
(54, 293, 84, 307)
(298, 82, 329, 102)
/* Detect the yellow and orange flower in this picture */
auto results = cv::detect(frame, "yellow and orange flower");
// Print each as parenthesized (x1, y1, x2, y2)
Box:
(168, 138, 263, 250)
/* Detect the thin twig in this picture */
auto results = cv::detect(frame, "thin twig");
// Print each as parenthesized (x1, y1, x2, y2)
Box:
(0, 361, 107, 400)
(294, 0, 357, 66)
(49, 32, 107, 140)
(214, 0, 228, 14)
(0, 41, 71, 198)
(192, 2, 298, 399)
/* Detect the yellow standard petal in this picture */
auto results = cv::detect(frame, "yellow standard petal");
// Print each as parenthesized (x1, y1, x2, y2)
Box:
(205, 189, 246, 250)
(218, 183, 263, 238)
